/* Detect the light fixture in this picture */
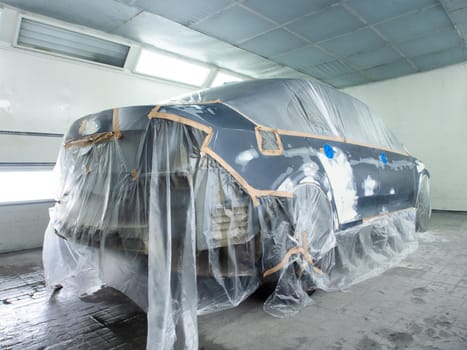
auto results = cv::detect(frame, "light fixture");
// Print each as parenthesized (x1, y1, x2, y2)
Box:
(16, 17, 130, 68)
(135, 49, 210, 86)
(0, 169, 55, 203)
(211, 71, 243, 87)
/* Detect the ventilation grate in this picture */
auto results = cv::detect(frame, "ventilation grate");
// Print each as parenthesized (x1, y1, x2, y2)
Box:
(17, 18, 130, 68)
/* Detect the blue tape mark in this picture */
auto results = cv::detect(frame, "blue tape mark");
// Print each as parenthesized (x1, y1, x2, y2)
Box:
(380, 153, 388, 164)
(324, 144, 334, 159)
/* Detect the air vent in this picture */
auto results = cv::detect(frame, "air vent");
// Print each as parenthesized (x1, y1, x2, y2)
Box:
(16, 17, 130, 68)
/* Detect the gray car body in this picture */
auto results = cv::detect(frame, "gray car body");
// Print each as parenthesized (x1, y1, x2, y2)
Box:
(65, 98, 425, 233)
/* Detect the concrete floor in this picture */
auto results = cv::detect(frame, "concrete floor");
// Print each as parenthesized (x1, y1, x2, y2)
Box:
(1, 211, 467, 350)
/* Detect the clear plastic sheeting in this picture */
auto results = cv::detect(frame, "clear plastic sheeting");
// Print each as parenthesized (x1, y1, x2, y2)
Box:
(171, 79, 406, 151)
(416, 174, 432, 232)
(43, 79, 422, 349)
(258, 187, 417, 318)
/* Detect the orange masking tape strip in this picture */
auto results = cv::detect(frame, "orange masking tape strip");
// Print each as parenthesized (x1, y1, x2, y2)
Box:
(263, 232, 323, 277)
(65, 131, 115, 148)
(148, 110, 294, 205)
(255, 125, 284, 156)
(112, 108, 122, 139)
(153, 102, 408, 156)
(148, 108, 212, 133)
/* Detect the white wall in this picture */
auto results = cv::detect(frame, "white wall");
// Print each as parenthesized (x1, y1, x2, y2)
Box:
(0, 43, 193, 252)
(0, 46, 192, 160)
(345, 62, 467, 211)
(0, 202, 52, 253)
(0, 46, 192, 133)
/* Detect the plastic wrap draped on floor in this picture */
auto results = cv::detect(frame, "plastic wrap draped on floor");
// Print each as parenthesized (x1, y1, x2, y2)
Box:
(43, 118, 417, 349)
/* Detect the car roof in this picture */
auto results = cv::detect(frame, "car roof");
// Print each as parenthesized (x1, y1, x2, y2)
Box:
(170, 79, 405, 152)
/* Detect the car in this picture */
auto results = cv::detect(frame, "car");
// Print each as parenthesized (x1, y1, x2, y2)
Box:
(46, 78, 430, 328)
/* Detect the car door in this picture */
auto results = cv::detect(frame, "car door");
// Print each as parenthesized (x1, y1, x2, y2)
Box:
(316, 139, 383, 228)
(377, 151, 417, 212)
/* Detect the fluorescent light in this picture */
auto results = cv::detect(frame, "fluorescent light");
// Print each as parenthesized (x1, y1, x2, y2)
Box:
(135, 49, 210, 86)
(17, 18, 130, 67)
(0, 170, 55, 203)
(211, 71, 243, 87)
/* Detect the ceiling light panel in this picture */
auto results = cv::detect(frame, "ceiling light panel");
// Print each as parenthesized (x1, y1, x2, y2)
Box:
(135, 49, 211, 86)
(211, 71, 243, 87)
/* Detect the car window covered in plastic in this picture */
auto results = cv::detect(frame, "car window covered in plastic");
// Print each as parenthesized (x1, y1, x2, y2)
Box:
(328, 90, 400, 150)
(260, 130, 277, 149)
(170, 79, 405, 152)
(255, 127, 283, 155)
(330, 92, 373, 145)
(286, 90, 336, 136)
(193, 81, 343, 137)
(385, 127, 406, 152)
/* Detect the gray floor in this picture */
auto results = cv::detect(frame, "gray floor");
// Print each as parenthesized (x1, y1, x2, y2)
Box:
(1, 211, 467, 350)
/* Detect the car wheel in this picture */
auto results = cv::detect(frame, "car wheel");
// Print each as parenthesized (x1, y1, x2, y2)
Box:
(290, 184, 334, 288)
(416, 174, 431, 232)
(259, 184, 334, 288)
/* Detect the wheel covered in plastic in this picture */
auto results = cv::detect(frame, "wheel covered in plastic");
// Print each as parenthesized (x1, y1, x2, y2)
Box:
(261, 184, 335, 317)
(416, 174, 431, 232)
(290, 184, 335, 275)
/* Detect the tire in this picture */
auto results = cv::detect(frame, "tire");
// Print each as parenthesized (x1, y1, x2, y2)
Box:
(291, 185, 334, 258)
(259, 184, 334, 287)
(289, 184, 334, 288)
(416, 174, 431, 232)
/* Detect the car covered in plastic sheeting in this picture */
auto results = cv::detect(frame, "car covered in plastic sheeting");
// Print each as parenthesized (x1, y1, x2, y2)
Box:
(43, 79, 430, 349)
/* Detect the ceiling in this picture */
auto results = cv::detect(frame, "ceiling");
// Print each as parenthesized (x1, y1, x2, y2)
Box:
(1, 0, 467, 88)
